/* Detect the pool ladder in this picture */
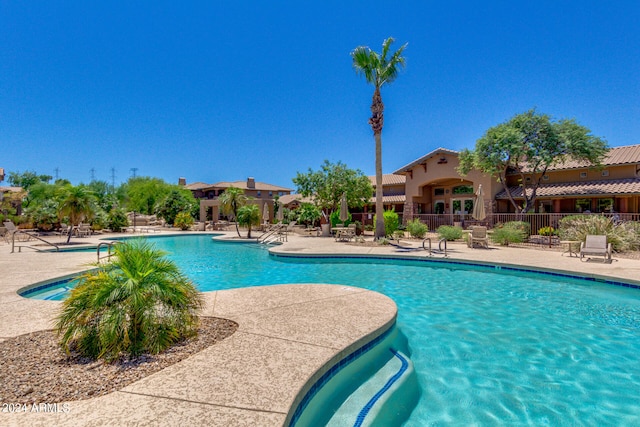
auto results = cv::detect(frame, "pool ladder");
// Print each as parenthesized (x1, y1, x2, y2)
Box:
(97, 242, 119, 263)
(422, 238, 447, 257)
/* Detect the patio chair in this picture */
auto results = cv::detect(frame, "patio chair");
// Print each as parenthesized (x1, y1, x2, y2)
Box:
(76, 223, 92, 237)
(467, 226, 489, 249)
(580, 235, 612, 263)
(3, 221, 18, 239)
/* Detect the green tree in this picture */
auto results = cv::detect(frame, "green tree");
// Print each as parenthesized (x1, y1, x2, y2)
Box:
(85, 180, 118, 212)
(296, 202, 322, 226)
(236, 204, 261, 238)
(7, 170, 52, 190)
(123, 177, 172, 215)
(106, 207, 128, 232)
(351, 37, 407, 239)
(155, 188, 198, 225)
(55, 239, 203, 361)
(458, 109, 608, 213)
(219, 186, 247, 237)
(293, 160, 373, 219)
(57, 185, 96, 243)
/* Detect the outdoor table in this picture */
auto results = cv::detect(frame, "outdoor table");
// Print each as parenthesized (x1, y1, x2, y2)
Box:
(560, 240, 581, 257)
(332, 226, 355, 242)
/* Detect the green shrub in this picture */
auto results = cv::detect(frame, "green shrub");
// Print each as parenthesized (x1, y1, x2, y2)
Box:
(25, 200, 59, 231)
(503, 221, 530, 237)
(491, 226, 526, 245)
(406, 219, 428, 238)
(55, 239, 204, 361)
(538, 226, 557, 236)
(281, 208, 297, 224)
(330, 210, 352, 227)
(437, 225, 463, 241)
(174, 211, 195, 230)
(373, 210, 400, 237)
(90, 209, 107, 231)
(559, 215, 640, 252)
(297, 203, 321, 226)
(107, 208, 128, 232)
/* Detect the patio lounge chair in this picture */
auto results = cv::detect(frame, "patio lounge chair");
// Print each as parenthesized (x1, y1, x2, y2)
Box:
(467, 226, 489, 249)
(3, 221, 19, 241)
(580, 235, 612, 263)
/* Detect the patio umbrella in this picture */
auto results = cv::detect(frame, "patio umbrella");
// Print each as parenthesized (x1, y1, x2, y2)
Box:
(263, 203, 270, 224)
(472, 184, 486, 221)
(276, 200, 284, 221)
(339, 193, 349, 223)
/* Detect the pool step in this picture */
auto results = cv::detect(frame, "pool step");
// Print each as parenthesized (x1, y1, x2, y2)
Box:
(327, 349, 419, 427)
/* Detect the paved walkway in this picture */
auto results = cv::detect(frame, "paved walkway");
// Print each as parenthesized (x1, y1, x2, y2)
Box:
(1, 230, 639, 426)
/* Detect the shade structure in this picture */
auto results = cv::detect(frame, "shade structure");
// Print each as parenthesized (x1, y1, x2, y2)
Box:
(339, 193, 349, 222)
(263, 203, 270, 224)
(472, 184, 486, 221)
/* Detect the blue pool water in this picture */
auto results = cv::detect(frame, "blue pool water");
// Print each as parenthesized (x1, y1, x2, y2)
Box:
(23, 235, 640, 425)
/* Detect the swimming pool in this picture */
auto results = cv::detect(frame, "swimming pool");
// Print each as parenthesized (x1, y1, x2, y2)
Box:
(21, 235, 640, 425)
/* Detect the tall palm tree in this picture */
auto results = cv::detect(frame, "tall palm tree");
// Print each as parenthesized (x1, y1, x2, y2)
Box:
(351, 37, 407, 240)
(55, 239, 203, 361)
(218, 186, 247, 237)
(236, 204, 261, 239)
(57, 185, 96, 243)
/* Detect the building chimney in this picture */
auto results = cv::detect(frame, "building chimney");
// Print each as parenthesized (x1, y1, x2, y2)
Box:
(178, 177, 186, 186)
(247, 177, 255, 189)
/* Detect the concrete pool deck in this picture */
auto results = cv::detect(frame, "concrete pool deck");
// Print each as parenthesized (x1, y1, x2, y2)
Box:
(1, 230, 639, 426)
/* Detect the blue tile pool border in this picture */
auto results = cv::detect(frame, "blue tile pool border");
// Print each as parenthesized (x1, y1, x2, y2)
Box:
(270, 252, 640, 291)
(287, 323, 396, 427)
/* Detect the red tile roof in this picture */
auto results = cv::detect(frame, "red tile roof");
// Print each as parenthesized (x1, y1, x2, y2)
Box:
(368, 174, 406, 186)
(495, 178, 640, 199)
(369, 195, 406, 203)
(515, 144, 640, 173)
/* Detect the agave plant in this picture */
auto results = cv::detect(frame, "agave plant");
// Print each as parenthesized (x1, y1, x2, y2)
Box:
(55, 239, 204, 361)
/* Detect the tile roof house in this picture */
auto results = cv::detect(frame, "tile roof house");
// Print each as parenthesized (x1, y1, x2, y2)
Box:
(181, 177, 293, 222)
(392, 145, 640, 227)
(497, 144, 640, 214)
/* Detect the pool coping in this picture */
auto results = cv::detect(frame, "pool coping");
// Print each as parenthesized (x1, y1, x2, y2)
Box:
(2, 231, 640, 426)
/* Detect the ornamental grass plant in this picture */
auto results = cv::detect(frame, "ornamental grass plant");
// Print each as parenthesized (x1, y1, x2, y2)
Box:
(558, 215, 640, 252)
(55, 239, 204, 362)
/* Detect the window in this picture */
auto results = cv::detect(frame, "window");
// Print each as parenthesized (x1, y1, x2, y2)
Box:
(576, 199, 591, 212)
(542, 175, 549, 181)
(597, 198, 613, 212)
(256, 191, 261, 197)
(269, 191, 273, 197)
(434, 188, 445, 196)
(601, 170, 609, 177)
(580, 172, 587, 178)
(434, 201, 445, 214)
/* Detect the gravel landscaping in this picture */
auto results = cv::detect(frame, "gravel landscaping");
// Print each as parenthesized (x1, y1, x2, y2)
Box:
(0, 317, 238, 403)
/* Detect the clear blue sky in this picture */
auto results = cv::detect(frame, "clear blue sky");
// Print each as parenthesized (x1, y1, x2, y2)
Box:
(2, 1, 639, 189)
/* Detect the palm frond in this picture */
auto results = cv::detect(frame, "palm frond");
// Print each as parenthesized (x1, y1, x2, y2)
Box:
(54, 239, 204, 362)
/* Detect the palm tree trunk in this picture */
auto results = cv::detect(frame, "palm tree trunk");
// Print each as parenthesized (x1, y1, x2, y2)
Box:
(233, 204, 241, 237)
(369, 87, 385, 240)
(66, 222, 74, 244)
